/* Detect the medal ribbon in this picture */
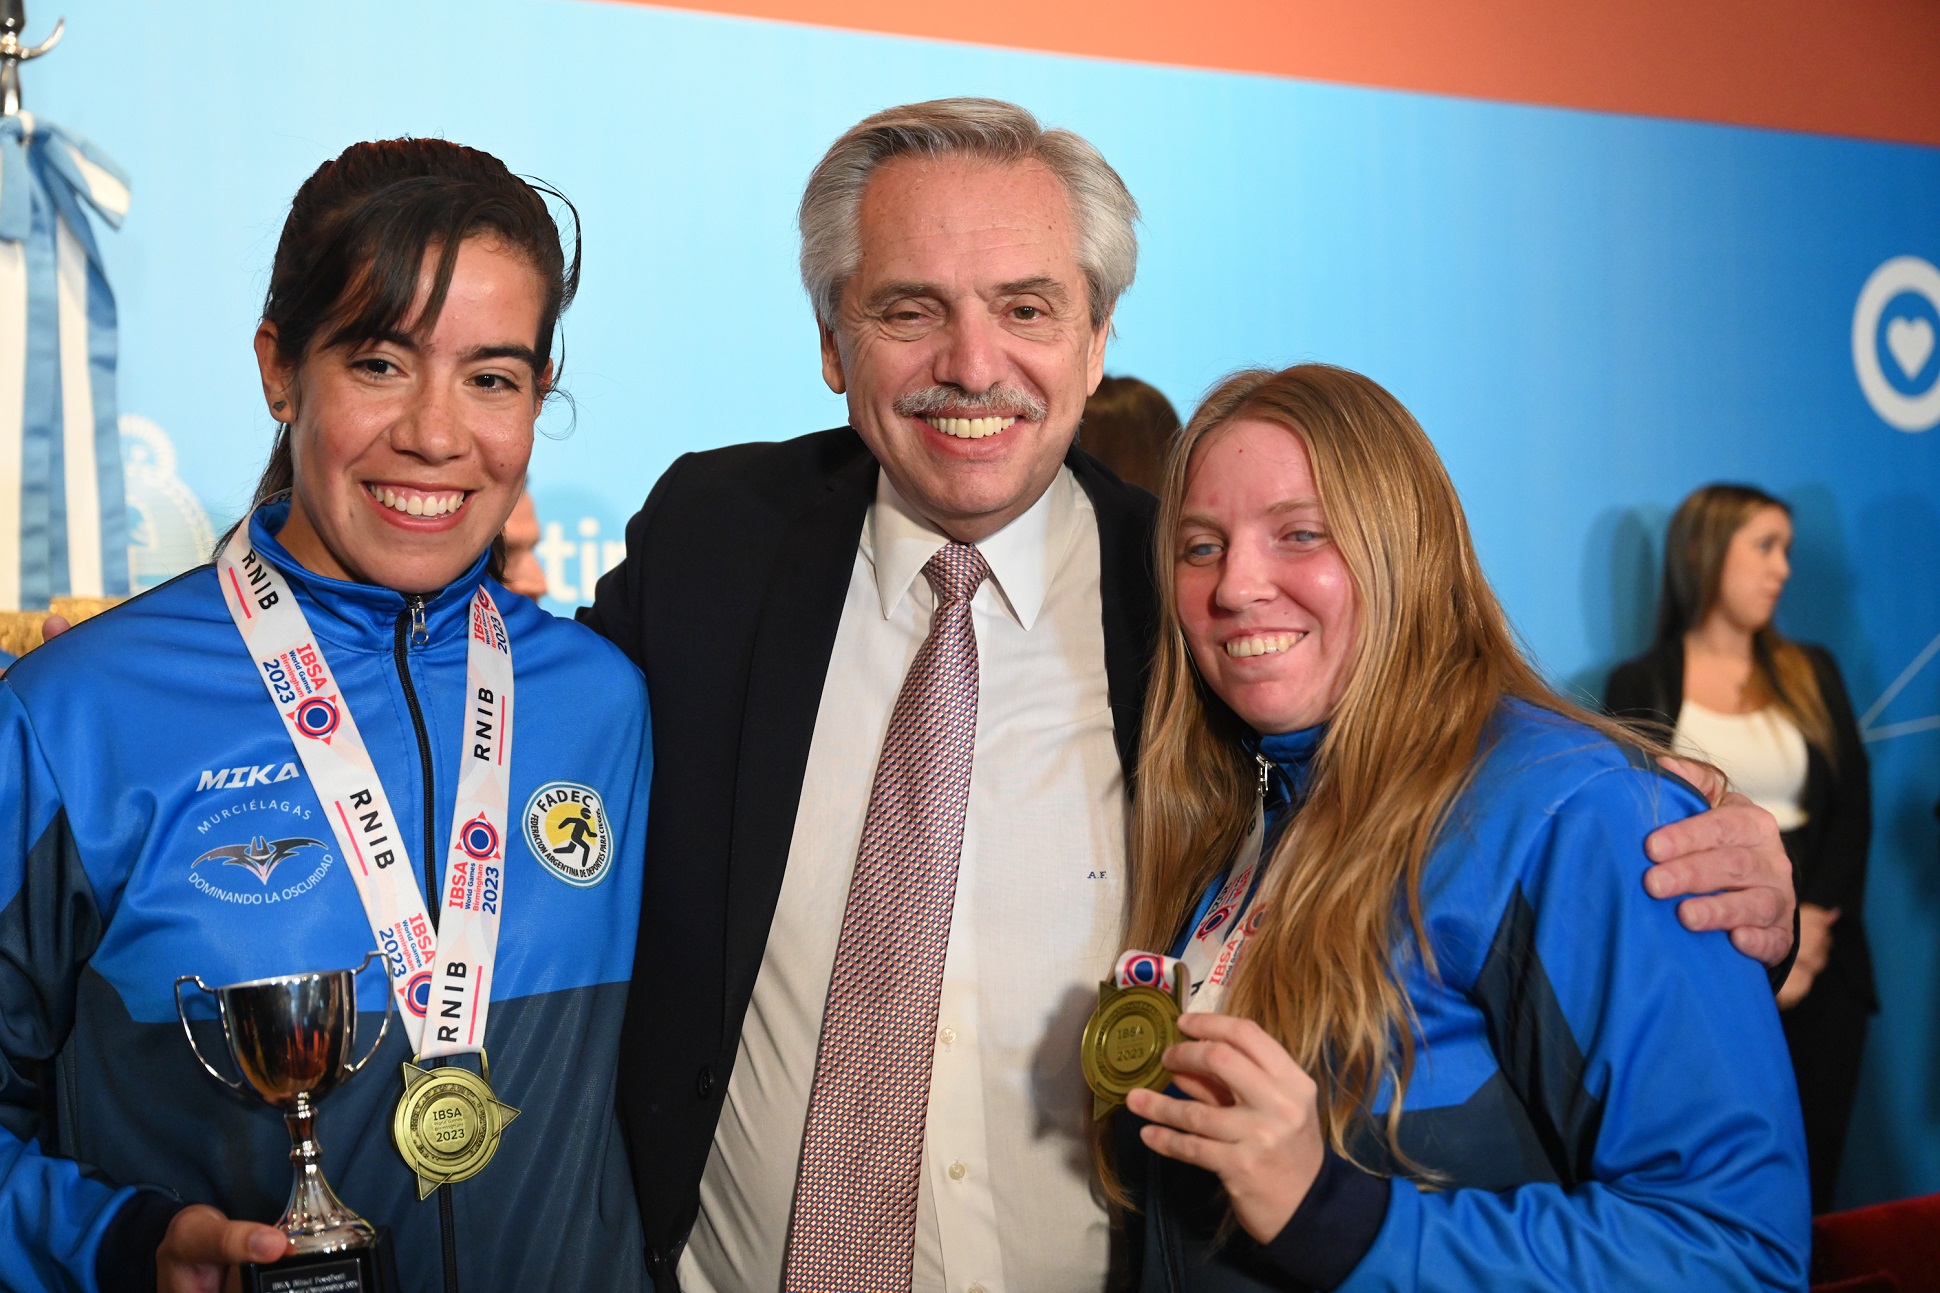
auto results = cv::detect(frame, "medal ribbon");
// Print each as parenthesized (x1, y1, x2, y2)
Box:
(1116, 795, 1272, 1017)
(218, 527, 513, 1059)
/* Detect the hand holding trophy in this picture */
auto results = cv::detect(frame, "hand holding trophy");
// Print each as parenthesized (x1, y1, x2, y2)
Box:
(175, 953, 401, 1292)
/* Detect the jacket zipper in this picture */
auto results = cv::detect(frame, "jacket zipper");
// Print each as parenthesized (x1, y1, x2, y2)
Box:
(394, 594, 461, 1293)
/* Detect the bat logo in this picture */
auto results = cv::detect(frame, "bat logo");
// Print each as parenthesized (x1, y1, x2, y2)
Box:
(192, 835, 325, 886)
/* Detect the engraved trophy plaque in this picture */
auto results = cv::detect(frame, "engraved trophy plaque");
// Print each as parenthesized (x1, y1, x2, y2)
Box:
(175, 954, 401, 1292)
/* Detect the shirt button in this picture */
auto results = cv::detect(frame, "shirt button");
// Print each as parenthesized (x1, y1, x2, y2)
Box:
(968, 1284, 987, 1293)
(939, 1026, 957, 1046)
(948, 1160, 967, 1181)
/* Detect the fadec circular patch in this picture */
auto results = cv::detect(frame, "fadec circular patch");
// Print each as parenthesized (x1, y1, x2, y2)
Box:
(522, 781, 612, 887)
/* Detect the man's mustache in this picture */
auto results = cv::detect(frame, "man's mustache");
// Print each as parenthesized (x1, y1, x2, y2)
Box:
(892, 384, 1049, 422)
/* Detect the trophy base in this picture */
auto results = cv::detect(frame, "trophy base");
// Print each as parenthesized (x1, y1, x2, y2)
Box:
(242, 1228, 399, 1293)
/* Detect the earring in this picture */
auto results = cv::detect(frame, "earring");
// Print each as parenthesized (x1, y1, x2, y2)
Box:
(273, 401, 287, 411)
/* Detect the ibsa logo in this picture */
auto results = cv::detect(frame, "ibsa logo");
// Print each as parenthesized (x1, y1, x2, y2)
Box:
(404, 969, 434, 1018)
(523, 781, 611, 887)
(470, 599, 510, 653)
(290, 695, 342, 743)
(1196, 904, 1235, 940)
(457, 813, 501, 862)
(1118, 952, 1170, 990)
(1853, 256, 1940, 432)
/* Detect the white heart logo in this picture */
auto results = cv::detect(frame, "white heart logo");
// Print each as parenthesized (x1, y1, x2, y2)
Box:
(1854, 257, 1940, 431)
(1886, 315, 1935, 379)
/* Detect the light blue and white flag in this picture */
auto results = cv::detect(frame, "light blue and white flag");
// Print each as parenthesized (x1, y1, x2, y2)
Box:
(0, 110, 129, 609)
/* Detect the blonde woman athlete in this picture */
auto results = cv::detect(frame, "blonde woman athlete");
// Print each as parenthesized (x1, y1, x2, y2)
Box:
(1109, 365, 1808, 1292)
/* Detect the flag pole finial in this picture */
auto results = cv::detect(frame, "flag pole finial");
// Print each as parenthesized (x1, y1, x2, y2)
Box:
(1, 2, 65, 118)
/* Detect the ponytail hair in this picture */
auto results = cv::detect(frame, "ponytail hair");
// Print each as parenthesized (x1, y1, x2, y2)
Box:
(221, 137, 581, 577)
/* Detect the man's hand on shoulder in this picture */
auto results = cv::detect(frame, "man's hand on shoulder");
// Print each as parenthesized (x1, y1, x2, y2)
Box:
(1643, 755, 1796, 968)
(157, 1204, 289, 1293)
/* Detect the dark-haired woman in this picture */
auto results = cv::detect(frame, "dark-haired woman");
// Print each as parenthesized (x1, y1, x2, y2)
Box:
(1107, 366, 1806, 1291)
(1606, 484, 1874, 1214)
(0, 140, 650, 1291)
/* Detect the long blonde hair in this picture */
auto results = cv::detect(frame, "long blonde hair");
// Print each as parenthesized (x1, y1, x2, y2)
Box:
(1123, 364, 1669, 1178)
(1656, 484, 1836, 765)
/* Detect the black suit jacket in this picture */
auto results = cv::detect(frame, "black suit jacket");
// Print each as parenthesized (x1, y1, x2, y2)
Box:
(1604, 639, 1876, 1011)
(582, 427, 1159, 1286)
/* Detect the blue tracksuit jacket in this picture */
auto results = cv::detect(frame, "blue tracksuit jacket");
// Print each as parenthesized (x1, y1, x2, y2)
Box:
(0, 502, 651, 1292)
(1128, 701, 1810, 1291)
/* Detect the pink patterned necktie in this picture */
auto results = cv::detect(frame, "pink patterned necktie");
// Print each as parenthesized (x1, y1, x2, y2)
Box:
(783, 542, 991, 1292)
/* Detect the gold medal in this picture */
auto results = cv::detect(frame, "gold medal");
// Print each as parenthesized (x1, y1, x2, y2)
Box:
(392, 1053, 519, 1198)
(1081, 963, 1187, 1116)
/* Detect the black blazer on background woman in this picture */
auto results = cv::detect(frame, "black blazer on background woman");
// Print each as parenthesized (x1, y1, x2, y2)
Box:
(1604, 640, 1875, 1011)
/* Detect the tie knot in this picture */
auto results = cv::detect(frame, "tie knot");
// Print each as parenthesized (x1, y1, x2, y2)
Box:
(923, 543, 990, 605)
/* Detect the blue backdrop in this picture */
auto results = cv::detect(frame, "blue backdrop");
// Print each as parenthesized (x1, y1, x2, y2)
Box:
(33, 0, 1940, 1206)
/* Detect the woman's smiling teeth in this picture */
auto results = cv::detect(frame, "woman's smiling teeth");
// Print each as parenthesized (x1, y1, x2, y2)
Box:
(1225, 632, 1305, 658)
(365, 484, 468, 517)
(925, 415, 1018, 440)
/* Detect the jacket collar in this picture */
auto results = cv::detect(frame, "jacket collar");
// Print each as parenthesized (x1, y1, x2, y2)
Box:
(1251, 723, 1325, 810)
(246, 498, 490, 654)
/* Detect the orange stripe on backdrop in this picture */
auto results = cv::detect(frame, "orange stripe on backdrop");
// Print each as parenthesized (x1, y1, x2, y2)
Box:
(601, 0, 1940, 148)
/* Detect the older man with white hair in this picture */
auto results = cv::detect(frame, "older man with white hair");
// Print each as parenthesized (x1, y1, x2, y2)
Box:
(583, 97, 1798, 1293)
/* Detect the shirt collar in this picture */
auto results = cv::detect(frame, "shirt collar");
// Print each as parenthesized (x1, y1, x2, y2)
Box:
(864, 466, 1077, 631)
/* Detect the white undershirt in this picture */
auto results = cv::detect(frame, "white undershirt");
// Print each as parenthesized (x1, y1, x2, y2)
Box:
(1673, 700, 1811, 832)
(680, 466, 1127, 1293)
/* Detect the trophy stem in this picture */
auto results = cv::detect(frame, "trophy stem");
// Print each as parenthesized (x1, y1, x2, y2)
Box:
(279, 1094, 377, 1254)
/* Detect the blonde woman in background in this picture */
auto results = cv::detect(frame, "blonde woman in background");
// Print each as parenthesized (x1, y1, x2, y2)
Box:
(1606, 484, 1874, 1214)
(1106, 366, 1807, 1291)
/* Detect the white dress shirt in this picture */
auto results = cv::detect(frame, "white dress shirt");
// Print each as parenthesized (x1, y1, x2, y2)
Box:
(680, 465, 1129, 1293)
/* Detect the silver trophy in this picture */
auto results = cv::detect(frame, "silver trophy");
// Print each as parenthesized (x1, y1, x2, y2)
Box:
(175, 954, 398, 1289)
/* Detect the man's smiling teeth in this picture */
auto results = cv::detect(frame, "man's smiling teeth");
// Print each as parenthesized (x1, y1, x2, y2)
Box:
(365, 484, 467, 517)
(925, 415, 1018, 440)
(1225, 632, 1304, 658)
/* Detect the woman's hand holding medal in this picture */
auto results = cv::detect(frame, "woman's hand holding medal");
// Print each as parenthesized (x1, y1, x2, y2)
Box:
(1125, 1012, 1326, 1246)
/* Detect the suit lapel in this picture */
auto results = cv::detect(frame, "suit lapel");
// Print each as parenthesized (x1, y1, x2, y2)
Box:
(1069, 447, 1159, 785)
(721, 443, 877, 1028)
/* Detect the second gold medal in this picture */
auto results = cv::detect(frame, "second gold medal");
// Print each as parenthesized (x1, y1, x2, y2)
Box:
(393, 1054, 520, 1199)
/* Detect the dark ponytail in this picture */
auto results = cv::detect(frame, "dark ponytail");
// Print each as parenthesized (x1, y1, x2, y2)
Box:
(220, 138, 580, 568)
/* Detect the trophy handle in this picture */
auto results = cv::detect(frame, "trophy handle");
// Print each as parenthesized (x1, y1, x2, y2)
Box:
(342, 951, 393, 1077)
(172, 974, 246, 1092)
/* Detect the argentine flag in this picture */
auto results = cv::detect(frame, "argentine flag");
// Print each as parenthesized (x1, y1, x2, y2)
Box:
(0, 111, 129, 610)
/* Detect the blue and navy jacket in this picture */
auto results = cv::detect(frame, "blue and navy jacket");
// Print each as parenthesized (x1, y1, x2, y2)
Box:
(1127, 701, 1810, 1292)
(0, 501, 651, 1293)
